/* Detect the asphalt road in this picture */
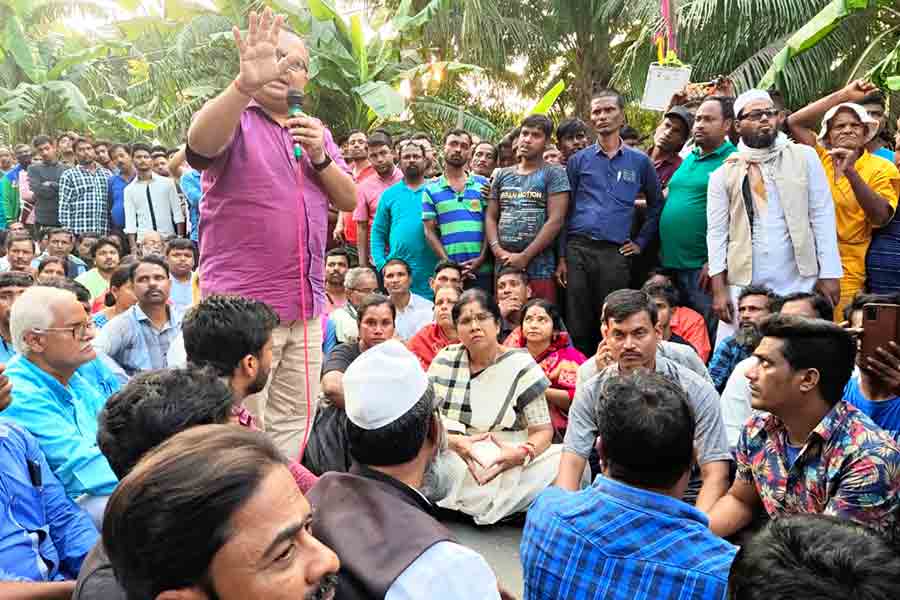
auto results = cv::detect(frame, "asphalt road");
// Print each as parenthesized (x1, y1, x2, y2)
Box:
(445, 520, 525, 597)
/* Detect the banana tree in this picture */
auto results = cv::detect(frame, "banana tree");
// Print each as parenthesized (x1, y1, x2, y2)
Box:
(758, 0, 900, 93)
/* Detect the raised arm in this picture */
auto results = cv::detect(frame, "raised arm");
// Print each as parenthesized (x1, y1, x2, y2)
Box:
(787, 79, 878, 147)
(187, 9, 303, 158)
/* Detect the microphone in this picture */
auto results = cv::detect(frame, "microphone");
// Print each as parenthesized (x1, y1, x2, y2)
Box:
(287, 89, 305, 161)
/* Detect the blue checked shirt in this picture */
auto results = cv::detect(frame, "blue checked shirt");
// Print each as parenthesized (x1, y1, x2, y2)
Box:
(93, 304, 182, 375)
(521, 477, 736, 600)
(58, 164, 113, 235)
(708, 336, 752, 393)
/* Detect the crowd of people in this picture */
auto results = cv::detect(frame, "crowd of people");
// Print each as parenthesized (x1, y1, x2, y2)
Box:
(3, 7, 900, 600)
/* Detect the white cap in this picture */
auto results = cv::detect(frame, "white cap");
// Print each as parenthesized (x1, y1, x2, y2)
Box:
(734, 89, 773, 118)
(343, 339, 429, 430)
(819, 102, 880, 143)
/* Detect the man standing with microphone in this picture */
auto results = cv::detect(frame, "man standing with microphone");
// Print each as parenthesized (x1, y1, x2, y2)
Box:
(185, 8, 356, 457)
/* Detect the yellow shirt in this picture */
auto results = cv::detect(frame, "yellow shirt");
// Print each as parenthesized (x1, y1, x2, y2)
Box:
(816, 145, 900, 281)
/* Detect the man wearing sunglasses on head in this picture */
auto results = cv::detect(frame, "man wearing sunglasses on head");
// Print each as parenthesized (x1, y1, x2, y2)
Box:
(706, 89, 843, 346)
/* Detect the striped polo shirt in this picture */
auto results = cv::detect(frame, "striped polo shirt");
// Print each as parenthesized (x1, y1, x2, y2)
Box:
(422, 173, 490, 272)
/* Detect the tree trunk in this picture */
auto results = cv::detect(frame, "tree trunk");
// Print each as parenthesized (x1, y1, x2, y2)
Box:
(573, 18, 612, 120)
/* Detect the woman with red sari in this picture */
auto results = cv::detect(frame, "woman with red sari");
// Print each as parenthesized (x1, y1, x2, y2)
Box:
(407, 285, 460, 371)
(505, 299, 586, 440)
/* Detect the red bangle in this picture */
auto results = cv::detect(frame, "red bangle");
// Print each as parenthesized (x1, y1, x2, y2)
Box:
(233, 78, 252, 97)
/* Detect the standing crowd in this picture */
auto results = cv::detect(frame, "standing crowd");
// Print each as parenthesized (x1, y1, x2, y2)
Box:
(2, 8, 900, 600)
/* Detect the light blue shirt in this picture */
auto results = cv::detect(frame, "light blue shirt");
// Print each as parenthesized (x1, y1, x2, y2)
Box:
(1, 354, 118, 498)
(180, 170, 202, 242)
(170, 274, 193, 314)
(94, 304, 183, 375)
(0, 418, 98, 581)
(386, 541, 500, 600)
(0, 338, 14, 363)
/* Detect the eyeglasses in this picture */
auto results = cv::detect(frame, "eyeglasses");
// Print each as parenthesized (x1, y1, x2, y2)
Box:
(34, 320, 95, 340)
(276, 51, 308, 74)
(740, 109, 779, 122)
(457, 312, 495, 328)
(351, 287, 377, 295)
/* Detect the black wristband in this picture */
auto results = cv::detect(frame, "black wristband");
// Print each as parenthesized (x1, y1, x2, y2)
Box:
(312, 153, 332, 172)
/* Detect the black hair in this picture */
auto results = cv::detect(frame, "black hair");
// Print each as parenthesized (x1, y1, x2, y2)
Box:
(5, 232, 34, 251)
(641, 282, 679, 309)
(182, 295, 280, 377)
(150, 144, 168, 158)
(843, 292, 890, 323)
(472, 141, 498, 161)
(31, 134, 52, 148)
(383, 257, 411, 276)
(129, 255, 170, 281)
(591, 87, 625, 109)
(556, 118, 589, 141)
(326, 247, 350, 263)
(36, 256, 66, 276)
(522, 298, 565, 333)
(596, 372, 695, 489)
(701, 95, 736, 121)
(0, 271, 34, 289)
(452, 288, 501, 327)
(433, 260, 464, 278)
(39, 278, 91, 303)
(103, 426, 288, 600)
(520, 114, 553, 139)
(165, 237, 195, 257)
(602, 289, 658, 326)
(398, 140, 427, 158)
(46, 227, 73, 241)
(367, 131, 392, 149)
(90, 236, 120, 259)
(347, 385, 436, 466)
(130, 142, 153, 157)
(109, 143, 131, 156)
(104, 264, 133, 307)
(73, 137, 93, 151)
(758, 314, 856, 405)
(97, 367, 235, 479)
(496, 266, 529, 285)
(620, 125, 640, 141)
(728, 514, 900, 599)
(93, 139, 111, 149)
(356, 293, 396, 325)
(738, 284, 778, 310)
(777, 292, 834, 321)
(442, 128, 472, 145)
(860, 90, 886, 109)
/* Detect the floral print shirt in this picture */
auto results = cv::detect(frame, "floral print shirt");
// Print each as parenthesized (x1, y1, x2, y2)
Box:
(736, 400, 900, 539)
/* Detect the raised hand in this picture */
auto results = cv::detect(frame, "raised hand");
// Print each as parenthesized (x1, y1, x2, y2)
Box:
(232, 9, 300, 94)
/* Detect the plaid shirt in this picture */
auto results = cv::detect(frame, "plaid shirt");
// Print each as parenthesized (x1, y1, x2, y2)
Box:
(737, 400, 900, 540)
(58, 164, 112, 235)
(708, 335, 751, 392)
(521, 477, 736, 600)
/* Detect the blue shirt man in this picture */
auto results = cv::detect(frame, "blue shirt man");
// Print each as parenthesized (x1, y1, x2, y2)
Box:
(561, 91, 662, 356)
(3, 354, 118, 499)
(524, 370, 735, 600)
(0, 418, 98, 581)
(180, 169, 202, 243)
(107, 170, 134, 231)
(371, 180, 438, 299)
(94, 304, 182, 376)
(844, 376, 900, 442)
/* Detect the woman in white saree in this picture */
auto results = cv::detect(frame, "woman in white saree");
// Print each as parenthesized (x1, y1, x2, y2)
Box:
(427, 288, 565, 524)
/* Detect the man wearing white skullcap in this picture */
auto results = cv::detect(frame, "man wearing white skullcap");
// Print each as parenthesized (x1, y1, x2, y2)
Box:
(787, 79, 900, 320)
(306, 340, 503, 600)
(706, 88, 843, 344)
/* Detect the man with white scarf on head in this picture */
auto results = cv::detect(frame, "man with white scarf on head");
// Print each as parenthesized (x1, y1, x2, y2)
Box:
(706, 89, 843, 345)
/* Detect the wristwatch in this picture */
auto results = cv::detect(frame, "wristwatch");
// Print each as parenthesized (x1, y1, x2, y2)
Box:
(312, 153, 332, 172)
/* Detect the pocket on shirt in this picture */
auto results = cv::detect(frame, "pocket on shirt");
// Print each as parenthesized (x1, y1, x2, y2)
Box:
(0, 473, 46, 532)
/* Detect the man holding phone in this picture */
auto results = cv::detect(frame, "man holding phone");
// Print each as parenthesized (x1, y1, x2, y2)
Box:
(842, 293, 900, 442)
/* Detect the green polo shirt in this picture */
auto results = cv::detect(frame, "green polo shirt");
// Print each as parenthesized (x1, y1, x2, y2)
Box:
(659, 140, 737, 270)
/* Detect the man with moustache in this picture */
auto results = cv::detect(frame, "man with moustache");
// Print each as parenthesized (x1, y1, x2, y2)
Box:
(308, 340, 502, 600)
(708, 285, 776, 393)
(324, 247, 350, 313)
(707, 89, 843, 345)
(371, 140, 439, 299)
(354, 131, 401, 268)
(58, 139, 112, 236)
(423, 129, 492, 291)
(107, 143, 136, 244)
(470, 141, 498, 178)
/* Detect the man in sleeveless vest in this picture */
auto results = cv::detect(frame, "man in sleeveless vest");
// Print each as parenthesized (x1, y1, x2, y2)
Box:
(307, 340, 502, 599)
(706, 89, 843, 346)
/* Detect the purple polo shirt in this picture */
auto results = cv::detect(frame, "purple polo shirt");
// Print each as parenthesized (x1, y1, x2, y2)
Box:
(186, 102, 350, 322)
